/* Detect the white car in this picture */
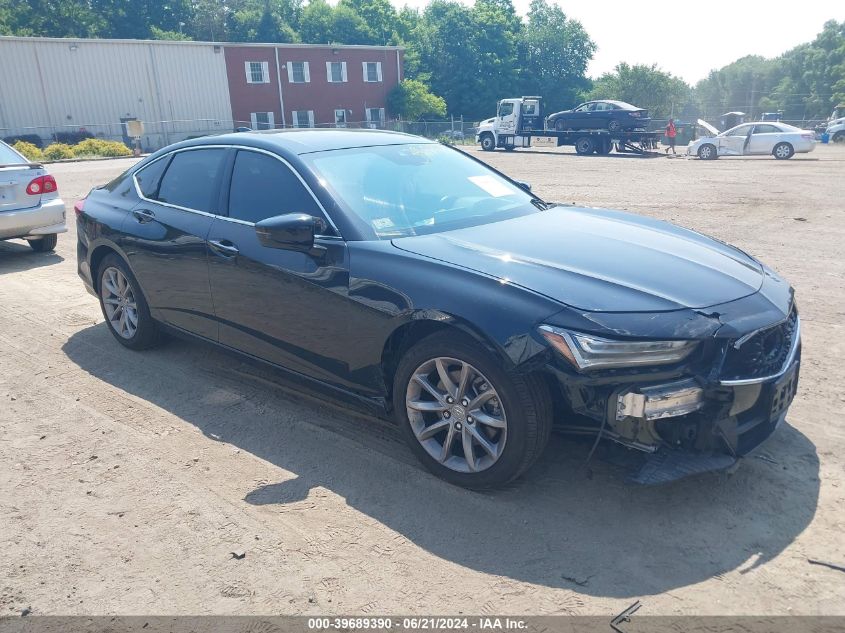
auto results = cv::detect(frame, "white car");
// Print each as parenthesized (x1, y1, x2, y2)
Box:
(0, 140, 66, 251)
(688, 120, 816, 160)
(826, 118, 845, 143)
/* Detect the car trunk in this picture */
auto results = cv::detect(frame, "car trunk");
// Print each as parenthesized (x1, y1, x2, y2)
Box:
(0, 157, 42, 212)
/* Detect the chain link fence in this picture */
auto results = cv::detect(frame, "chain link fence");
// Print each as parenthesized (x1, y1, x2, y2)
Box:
(2, 117, 477, 152)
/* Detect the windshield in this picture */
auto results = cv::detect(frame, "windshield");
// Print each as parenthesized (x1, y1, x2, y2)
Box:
(302, 143, 541, 239)
(0, 142, 28, 166)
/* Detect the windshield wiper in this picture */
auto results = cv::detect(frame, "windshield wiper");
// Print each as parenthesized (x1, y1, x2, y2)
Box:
(531, 198, 550, 210)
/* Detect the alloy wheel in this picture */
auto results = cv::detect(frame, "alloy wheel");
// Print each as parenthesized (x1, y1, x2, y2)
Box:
(405, 357, 507, 473)
(775, 143, 792, 159)
(101, 266, 139, 339)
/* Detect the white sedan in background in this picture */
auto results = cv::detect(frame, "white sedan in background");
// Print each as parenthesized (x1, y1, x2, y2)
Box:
(0, 140, 65, 251)
(689, 120, 816, 160)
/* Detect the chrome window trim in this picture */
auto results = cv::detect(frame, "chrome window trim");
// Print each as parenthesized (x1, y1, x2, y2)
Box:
(131, 144, 342, 238)
(719, 316, 801, 386)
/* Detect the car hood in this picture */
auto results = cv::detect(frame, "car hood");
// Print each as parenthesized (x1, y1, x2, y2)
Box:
(391, 207, 764, 313)
(697, 119, 720, 135)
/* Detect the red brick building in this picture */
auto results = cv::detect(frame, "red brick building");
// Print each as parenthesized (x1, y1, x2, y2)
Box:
(223, 43, 404, 129)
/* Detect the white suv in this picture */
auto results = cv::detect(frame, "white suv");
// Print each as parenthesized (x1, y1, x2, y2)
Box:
(0, 140, 66, 251)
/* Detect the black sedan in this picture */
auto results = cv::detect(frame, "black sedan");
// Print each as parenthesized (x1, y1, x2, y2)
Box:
(546, 100, 650, 132)
(76, 130, 799, 488)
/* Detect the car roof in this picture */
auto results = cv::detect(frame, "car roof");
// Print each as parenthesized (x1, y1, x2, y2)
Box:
(594, 100, 640, 110)
(173, 128, 433, 156)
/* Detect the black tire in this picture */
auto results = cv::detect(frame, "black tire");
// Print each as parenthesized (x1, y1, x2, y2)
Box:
(554, 119, 567, 132)
(27, 234, 57, 252)
(575, 136, 595, 155)
(393, 331, 552, 489)
(97, 253, 162, 350)
(607, 119, 622, 133)
(480, 133, 496, 152)
(773, 142, 794, 160)
(697, 143, 718, 160)
(833, 131, 845, 143)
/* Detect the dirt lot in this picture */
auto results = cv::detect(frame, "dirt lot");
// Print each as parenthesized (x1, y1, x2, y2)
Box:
(1, 144, 844, 616)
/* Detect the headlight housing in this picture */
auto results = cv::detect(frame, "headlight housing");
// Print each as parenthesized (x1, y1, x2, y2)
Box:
(538, 325, 698, 371)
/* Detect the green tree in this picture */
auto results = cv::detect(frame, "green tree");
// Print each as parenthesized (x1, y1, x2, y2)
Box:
(588, 63, 692, 119)
(339, 0, 397, 44)
(695, 20, 845, 121)
(387, 79, 447, 118)
(518, 0, 594, 110)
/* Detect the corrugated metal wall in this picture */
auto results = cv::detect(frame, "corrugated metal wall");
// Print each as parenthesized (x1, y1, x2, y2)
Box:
(0, 37, 234, 150)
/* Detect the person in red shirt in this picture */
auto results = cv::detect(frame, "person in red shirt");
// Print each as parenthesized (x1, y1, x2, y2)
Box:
(665, 118, 677, 154)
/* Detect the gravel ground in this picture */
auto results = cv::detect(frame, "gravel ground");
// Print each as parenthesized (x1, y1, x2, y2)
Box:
(1, 144, 844, 616)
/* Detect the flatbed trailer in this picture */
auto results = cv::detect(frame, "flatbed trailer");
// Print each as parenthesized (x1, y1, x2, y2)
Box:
(475, 96, 662, 156)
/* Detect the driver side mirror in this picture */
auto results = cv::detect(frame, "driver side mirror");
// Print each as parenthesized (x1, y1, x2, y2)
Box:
(255, 213, 326, 253)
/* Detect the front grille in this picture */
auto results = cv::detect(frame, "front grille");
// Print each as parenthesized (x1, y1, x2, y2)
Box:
(721, 308, 798, 381)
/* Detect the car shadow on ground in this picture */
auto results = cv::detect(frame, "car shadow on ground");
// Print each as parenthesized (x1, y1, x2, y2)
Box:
(62, 324, 820, 599)
(0, 239, 64, 274)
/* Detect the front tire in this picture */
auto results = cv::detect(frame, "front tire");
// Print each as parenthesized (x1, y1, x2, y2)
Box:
(393, 332, 551, 489)
(98, 254, 161, 350)
(832, 131, 845, 143)
(698, 143, 717, 160)
(28, 234, 57, 252)
(480, 134, 496, 152)
(554, 119, 567, 132)
(773, 142, 794, 159)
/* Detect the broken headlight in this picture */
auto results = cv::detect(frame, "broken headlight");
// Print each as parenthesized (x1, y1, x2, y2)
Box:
(538, 325, 698, 371)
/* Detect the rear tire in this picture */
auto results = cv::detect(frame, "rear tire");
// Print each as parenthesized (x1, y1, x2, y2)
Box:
(773, 142, 794, 160)
(575, 137, 595, 155)
(698, 143, 717, 160)
(97, 254, 162, 350)
(607, 119, 622, 133)
(393, 331, 551, 489)
(833, 131, 845, 143)
(28, 234, 57, 252)
(480, 133, 496, 152)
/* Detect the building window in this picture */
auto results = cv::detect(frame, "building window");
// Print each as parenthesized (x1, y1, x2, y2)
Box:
(366, 107, 385, 127)
(286, 61, 310, 84)
(292, 110, 314, 128)
(363, 62, 383, 83)
(334, 109, 348, 127)
(326, 61, 347, 83)
(245, 61, 270, 84)
(250, 112, 274, 130)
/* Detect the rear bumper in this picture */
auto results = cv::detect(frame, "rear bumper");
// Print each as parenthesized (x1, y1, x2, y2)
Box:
(0, 197, 66, 240)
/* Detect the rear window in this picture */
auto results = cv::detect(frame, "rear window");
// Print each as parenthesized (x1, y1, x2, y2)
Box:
(0, 142, 27, 166)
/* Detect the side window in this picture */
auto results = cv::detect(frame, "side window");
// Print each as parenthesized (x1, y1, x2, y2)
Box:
(753, 124, 779, 134)
(497, 102, 514, 117)
(728, 125, 752, 136)
(134, 155, 171, 198)
(156, 149, 227, 213)
(574, 104, 588, 112)
(227, 151, 326, 228)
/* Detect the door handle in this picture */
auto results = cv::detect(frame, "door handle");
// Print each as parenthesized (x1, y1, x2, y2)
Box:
(208, 239, 239, 257)
(133, 208, 155, 223)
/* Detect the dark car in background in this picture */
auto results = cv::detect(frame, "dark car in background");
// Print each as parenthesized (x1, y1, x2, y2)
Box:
(76, 130, 799, 489)
(546, 100, 650, 132)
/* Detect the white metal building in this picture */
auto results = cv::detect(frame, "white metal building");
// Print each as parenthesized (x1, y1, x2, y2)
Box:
(0, 36, 235, 150)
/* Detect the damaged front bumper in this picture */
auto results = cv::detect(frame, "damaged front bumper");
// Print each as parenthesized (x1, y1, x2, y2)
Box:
(544, 298, 801, 485)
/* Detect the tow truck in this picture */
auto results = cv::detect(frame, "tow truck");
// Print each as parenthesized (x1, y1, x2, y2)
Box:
(475, 96, 661, 155)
